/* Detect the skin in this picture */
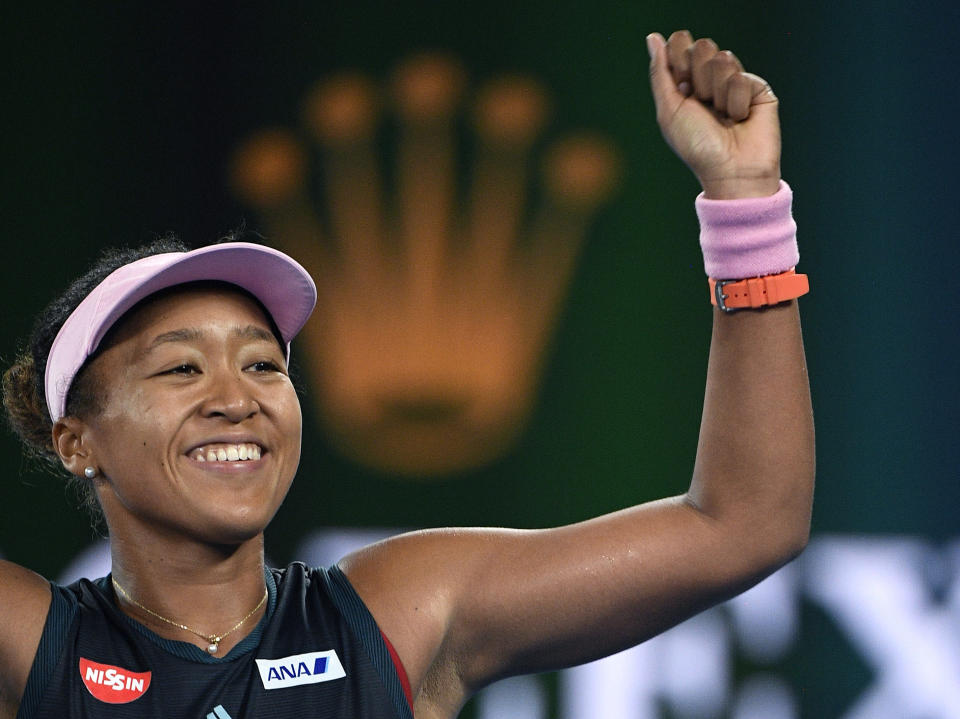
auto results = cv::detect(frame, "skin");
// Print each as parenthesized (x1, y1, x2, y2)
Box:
(0, 31, 814, 719)
(66, 287, 302, 648)
(0, 289, 302, 717)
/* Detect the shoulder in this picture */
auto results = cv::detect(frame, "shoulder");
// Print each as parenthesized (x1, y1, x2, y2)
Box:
(268, 561, 328, 594)
(0, 560, 53, 709)
(336, 528, 523, 711)
(269, 561, 379, 623)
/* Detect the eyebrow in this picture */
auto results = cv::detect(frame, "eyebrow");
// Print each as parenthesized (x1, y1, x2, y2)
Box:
(140, 325, 281, 358)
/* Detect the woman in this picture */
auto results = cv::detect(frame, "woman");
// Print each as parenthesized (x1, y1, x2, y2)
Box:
(0, 31, 814, 719)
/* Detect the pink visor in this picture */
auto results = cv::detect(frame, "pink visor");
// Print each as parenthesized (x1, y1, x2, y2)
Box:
(44, 242, 317, 422)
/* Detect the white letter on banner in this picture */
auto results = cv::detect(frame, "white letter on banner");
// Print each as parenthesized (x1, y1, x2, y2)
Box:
(802, 536, 960, 719)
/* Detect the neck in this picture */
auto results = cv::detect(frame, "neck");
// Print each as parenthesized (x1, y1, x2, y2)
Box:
(109, 532, 269, 655)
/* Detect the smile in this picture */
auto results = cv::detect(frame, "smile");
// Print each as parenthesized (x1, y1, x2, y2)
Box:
(188, 443, 263, 463)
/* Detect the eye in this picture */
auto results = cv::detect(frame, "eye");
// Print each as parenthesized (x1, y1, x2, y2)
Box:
(163, 363, 200, 376)
(247, 360, 283, 373)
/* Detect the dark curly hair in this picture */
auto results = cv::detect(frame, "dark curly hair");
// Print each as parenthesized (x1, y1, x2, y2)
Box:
(2, 236, 191, 519)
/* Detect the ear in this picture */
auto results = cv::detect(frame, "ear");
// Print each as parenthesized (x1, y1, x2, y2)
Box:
(52, 416, 96, 477)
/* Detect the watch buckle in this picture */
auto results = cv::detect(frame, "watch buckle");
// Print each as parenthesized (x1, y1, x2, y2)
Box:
(714, 279, 740, 313)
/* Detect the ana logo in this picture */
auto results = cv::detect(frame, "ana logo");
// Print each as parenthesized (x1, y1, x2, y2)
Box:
(78, 658, 152, 704)
(255, 650, 346, 690)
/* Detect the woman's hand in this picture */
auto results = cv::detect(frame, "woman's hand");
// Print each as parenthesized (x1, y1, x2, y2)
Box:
(647, 30, 781, 199)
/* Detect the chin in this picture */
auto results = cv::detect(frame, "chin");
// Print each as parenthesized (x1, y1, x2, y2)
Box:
(195, 510, 274, 547)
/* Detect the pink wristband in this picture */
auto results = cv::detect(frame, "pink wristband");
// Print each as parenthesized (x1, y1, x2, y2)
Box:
(695, 180, 798, 279)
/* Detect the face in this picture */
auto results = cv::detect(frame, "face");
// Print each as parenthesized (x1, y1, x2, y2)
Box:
(73, 286, 302, 546)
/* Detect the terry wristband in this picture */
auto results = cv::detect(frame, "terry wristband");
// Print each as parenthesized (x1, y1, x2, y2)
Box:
(695, 180, 799, 280)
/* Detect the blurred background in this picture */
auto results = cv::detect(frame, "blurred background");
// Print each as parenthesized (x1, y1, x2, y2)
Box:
(2, 1, 959, 717)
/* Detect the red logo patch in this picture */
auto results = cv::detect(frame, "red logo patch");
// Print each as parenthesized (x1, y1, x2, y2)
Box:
(79, 658, 152, 704)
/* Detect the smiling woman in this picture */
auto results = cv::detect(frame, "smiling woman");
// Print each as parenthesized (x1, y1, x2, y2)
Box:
(63, 286, 305, 549)
(3, 240, 313, 524)
(0, 31, 814, 719)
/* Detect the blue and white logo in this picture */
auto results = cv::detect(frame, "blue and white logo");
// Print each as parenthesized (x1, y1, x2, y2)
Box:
(255, 650, 346, 690)
(205, 705, 232, 719)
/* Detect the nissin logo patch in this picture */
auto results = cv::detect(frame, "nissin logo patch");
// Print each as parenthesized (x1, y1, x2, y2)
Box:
(255, 650, 346, 689)
(79, 658, 152, 704)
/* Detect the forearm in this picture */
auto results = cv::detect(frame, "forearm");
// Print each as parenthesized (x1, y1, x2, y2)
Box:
(687, 300, 814, 562)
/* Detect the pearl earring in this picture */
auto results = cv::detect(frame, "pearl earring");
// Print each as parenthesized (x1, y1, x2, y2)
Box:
(84, 466, 97, 479)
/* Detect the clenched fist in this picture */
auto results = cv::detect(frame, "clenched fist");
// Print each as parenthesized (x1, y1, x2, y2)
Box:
(647, 30, 781, 199)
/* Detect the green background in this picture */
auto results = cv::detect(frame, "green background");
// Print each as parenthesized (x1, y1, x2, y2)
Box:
(2, 2, 958, 716)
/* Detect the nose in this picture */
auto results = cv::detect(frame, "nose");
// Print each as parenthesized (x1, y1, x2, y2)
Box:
(200, 368, 260, 422)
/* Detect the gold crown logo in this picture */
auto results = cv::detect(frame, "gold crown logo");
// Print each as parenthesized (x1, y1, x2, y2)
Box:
(231, 53, 620, 478)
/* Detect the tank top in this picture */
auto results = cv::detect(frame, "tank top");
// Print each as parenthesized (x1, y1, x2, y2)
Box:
(16, 562, 413, 719)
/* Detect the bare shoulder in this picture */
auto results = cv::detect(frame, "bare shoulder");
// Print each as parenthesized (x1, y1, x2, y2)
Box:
(0, 560, 52, 711)
(338, 527, 518, 708)
(337, 527, 493, 637)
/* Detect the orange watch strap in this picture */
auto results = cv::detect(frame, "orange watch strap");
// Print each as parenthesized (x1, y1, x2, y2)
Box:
(709, 269, 809, 312)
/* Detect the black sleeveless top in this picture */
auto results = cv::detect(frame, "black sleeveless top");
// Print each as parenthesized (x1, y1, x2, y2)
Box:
(17, 563, 414, 719)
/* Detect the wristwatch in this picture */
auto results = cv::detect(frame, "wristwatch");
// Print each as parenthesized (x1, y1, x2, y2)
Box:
(709, 269, 809, 313)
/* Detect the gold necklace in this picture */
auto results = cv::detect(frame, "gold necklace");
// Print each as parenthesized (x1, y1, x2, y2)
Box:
(112, 577, 268, 655)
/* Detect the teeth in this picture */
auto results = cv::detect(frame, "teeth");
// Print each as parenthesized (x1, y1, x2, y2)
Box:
(191, 443, 263, 463)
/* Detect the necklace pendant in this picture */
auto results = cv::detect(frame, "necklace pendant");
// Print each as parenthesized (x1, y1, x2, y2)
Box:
(206, 641, 220, 654)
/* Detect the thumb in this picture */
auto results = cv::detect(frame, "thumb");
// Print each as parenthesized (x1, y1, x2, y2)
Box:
(646, 33, 683, 121)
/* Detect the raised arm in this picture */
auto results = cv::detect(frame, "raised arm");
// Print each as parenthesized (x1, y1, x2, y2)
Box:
(341, 31, 814, 719)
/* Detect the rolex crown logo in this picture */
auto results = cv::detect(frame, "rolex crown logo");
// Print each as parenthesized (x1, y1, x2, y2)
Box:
(231, 52, 620, 478)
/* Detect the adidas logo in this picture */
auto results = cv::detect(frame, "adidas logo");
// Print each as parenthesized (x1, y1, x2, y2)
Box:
(206, 705, 232, 719)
